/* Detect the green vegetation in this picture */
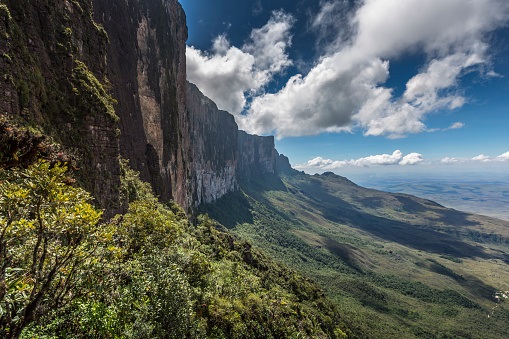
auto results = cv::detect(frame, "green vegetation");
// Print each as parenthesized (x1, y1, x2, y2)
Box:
(0, 162, 348, 338)
(0, 115, 72, 170)
(359, 177, 509, 222)
(71, 60, 118, 123)
(204, 173, 509, 338)
(0, 162, 103, 338)
(0, 4, 12, 34)
(3, 1, 509, 337)
(0, 0, 124, 211)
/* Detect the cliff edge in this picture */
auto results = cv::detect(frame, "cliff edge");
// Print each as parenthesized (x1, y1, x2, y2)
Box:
(0, 0, 296, 214)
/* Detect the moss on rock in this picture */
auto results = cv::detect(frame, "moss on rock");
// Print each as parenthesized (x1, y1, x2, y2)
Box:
(71, 59, 118, 122)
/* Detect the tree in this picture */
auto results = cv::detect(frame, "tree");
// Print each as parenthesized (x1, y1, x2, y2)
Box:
(0, 161, 104, 339)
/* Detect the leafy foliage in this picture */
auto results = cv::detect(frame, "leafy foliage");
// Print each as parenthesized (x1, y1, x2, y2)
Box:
(71, 60, 118, 123)
(0, 116, 73, 170)
(0, 161, 348, 338)
(0, 161, 104, 338)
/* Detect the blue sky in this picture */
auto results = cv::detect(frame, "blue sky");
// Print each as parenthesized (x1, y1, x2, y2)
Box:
(181, 0, 509, 175)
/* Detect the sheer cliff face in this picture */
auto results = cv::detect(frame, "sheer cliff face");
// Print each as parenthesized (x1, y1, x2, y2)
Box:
(1, 0, 291, 213)
(276, 153, 298, 176)
(186, 82, 238, 207)
(0, 0, 120, 212)
(92, 0, 192, 211)
(237, 131, 277, 181)
(92, 0, 284, 210)
(187, 82, 284, 202)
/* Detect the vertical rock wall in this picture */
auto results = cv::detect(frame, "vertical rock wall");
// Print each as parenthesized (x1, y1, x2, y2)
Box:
(187, 81, 291, 202)
(186, 82, 238, 207)
(276, 152, 299, 176)
(1, 0, 294, 214)
(237, 131, 277, 181)
(92, 0, 193, 212)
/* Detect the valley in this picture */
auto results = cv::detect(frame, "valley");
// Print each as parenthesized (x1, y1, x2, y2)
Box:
(204, 171, 509, 338)
(2, 0, 509, 337)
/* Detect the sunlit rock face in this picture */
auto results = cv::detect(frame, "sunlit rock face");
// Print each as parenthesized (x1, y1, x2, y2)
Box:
(237, 131, 277, 181)
(0, 0, 291, 215)
(93, 0, 284, 211)
(186, 82, 238, 207)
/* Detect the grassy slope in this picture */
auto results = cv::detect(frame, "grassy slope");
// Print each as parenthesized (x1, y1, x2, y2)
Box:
(203, 172, 509, 338)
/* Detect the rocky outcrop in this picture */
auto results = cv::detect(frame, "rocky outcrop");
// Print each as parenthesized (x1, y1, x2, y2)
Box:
(186, 82, 238, 207)
(0, 0, 120, 213)
(276, 152, 299, 176)
(187, 81, 299, 204)
(92, 0, 192, 212)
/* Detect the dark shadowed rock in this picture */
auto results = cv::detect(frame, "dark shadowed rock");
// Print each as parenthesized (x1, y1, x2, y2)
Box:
(237, 131, 276, 181)
(0, 0, 120, 214)
(0, 0, 297, 215)
(92, 0, 192, 211)
(276, 152, 300, 175)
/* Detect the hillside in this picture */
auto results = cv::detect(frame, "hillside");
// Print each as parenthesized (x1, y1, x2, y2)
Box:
(0, 1, 350, 337)
(204, 172, 509, 338)
(356, 175, 509, 222)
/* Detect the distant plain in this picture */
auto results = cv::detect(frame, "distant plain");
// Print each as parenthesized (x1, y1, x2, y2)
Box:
(352, 173, 509, 222)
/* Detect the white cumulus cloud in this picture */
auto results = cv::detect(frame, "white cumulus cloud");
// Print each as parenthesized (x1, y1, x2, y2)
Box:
(306, 157, 334, 167)
(239, 0, 509, 138)
(186, 11, 294, 115)
(497, 151, 509, 161)
(472, 154, 492, 162)
(297, 150, 424, 170)
(400, 153, 424, 166)
(440, 151, 509, 164)
(351, 150, 404, 167)
(441, 157, 460, 164)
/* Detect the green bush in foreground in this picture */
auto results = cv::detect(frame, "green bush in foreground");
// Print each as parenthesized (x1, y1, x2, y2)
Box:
(0, 161, 104, 339)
